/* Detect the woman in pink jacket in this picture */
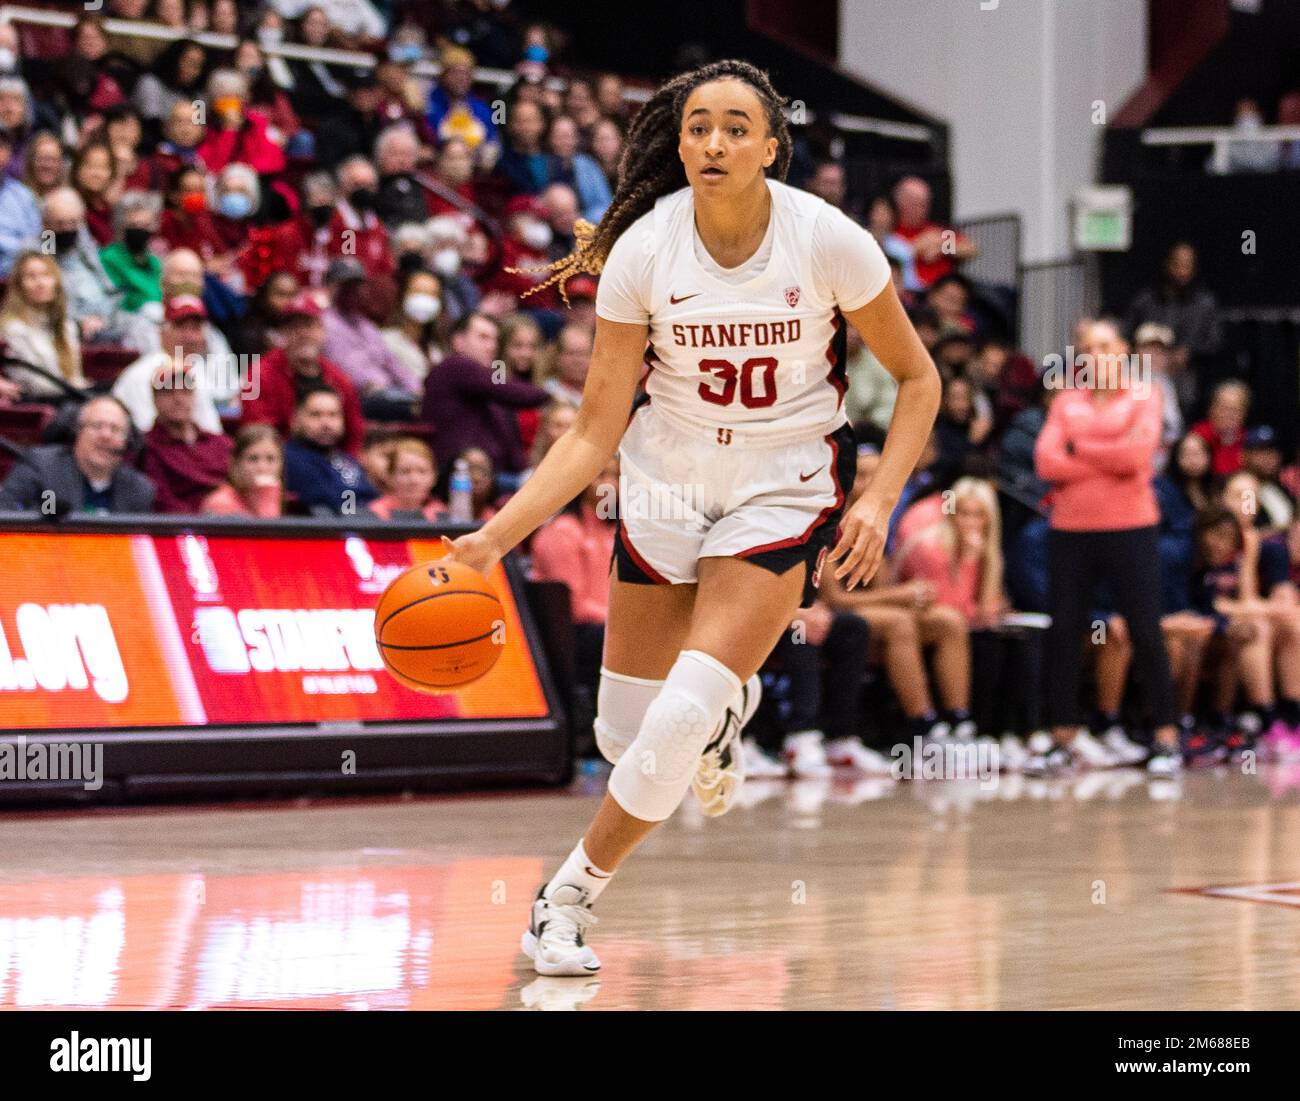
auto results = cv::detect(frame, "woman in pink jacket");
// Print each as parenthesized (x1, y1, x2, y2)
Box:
(1033, 318, 1180, 776)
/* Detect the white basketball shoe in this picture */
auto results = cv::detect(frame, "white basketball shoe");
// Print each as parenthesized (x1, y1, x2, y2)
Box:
(692, 674, 762, 817)
(521, 885, 601, 976)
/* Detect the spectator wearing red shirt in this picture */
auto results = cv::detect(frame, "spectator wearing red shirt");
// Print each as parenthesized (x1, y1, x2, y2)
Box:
(158, 165, 230, 269)
(137, 329, 234, 514)
(1191, 380, 1250, 477)
(241, 292, 366, 455)
(195, 69, 287, 176)
(328, 157, 396, 279)
(482, 195, 562, 310)
(891, 175, 978, 290)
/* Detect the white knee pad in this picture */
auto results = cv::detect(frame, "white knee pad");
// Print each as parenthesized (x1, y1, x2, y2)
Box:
(593, 667, 664, 764)
(607, 649, 741, 822)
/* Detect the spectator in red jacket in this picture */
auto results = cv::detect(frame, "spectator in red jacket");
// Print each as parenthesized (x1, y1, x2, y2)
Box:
(481, 194, 561, 310)
(241, 292, 366, 455)
(1191, 380, 1250, 477)
(138, 356, 235, 513)
(195, 68, 287, 176)
(158, 164, 231, 272)
(328, 156, 395, 279)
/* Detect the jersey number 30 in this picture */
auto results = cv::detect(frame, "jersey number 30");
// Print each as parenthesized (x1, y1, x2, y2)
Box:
(697, 357, 778, 408)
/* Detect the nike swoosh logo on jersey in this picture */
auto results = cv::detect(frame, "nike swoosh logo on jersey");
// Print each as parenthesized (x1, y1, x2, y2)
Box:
(669, 292, 701, 304)
(799, 466, 826, 482)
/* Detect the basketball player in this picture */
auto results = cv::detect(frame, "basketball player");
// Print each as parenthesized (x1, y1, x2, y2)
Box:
(443, 60, 941, 975)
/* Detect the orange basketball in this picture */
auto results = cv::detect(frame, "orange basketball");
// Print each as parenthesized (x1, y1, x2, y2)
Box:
(374, 559, 505, 691)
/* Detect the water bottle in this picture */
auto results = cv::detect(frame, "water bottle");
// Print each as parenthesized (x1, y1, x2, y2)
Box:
(448, 458, 473, 522)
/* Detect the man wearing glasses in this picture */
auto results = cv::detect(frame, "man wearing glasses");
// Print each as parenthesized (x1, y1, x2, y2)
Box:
(0, 395, 155, 514)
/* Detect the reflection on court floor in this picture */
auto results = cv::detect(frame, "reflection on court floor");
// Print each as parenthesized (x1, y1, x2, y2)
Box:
(1, 764, 1299, 1010)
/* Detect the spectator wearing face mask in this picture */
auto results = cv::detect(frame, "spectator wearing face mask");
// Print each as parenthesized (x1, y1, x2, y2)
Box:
(322, 257, 421, 419)
(482, 195, 562, 310)
(99, 191, 163, 313)
(158, 164, 230, 273)
(425, 215, 481, 328)
(381, 267, 445, 385)
(327, 155, 395, 279)
(282, 382, 378, 516)
(196, 69, 287, 176)
(37, 187, 130, 345)
(373, 124, 428, 229)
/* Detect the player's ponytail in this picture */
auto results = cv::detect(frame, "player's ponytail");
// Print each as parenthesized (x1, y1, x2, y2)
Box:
(511, 59, 793, 305)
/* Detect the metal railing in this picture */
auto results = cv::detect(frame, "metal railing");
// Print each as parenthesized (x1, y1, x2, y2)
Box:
(1141, 124, 1300, 174)
(1019, 258, 1099, 366)
(955, 213, 1020, 290)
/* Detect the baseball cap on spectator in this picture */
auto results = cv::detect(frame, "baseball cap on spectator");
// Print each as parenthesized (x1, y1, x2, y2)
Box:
(283, 292, 324, 320)
(1134, 322, 1175, 348)
(164, 294, 207, 322)
(1244, 426, 1279, 451)
(566, 275, 597, 301)
(441, 45, 475, 70)
(326, 257, 367, 285)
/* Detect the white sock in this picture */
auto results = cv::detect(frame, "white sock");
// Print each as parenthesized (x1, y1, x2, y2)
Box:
(543, 840, 613, 907)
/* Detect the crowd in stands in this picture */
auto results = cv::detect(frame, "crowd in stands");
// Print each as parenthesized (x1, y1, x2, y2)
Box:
(0, 2, 1297, 777)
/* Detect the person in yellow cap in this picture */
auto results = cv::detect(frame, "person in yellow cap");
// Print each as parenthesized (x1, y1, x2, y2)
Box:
(425, 46, 501, 171)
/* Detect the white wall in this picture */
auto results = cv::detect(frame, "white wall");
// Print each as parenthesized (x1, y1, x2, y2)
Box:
(840, 0, 1146, 262)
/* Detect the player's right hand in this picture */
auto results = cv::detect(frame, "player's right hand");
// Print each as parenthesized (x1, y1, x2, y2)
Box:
(440, 531, 502, 577)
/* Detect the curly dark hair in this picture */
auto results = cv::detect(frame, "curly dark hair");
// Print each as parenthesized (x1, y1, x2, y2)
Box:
(513, 58, 792, 304)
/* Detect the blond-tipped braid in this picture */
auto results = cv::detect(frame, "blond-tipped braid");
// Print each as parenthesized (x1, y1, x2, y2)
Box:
(508, 59, 793, 306)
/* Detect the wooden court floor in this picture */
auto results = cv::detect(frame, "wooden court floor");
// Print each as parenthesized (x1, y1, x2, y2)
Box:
(1, 764, 1298, 1011)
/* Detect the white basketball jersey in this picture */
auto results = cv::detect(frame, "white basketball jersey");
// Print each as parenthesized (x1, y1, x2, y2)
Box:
(642, 179, 848, 446)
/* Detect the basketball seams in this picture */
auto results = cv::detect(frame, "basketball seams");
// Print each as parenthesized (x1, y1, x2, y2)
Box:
(377, 589, 503, 638)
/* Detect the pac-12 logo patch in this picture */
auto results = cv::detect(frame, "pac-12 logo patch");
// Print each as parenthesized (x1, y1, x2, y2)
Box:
(811, 545, 829, 588)
(784, 285, 801, 308)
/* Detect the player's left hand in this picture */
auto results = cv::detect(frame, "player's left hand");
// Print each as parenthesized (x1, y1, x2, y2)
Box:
(828, 493, 891, 590)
